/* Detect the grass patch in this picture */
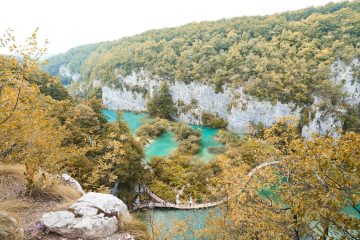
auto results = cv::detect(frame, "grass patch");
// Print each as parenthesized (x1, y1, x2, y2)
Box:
(119, 217, 151, 240)
(0, 163, 81, 234)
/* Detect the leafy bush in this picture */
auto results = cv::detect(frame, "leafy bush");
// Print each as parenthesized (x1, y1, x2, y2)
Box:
(201, 112, 228, 129)
(171, 123, 202, 155)
(136, 120, 167, 141)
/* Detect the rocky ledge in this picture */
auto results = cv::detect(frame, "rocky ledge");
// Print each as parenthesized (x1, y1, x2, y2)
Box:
(40, 192, 132, 239)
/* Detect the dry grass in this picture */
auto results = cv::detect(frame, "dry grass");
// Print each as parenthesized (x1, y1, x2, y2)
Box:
(119, 217, 151, 240)
(0, 212, 23, 240)
(0, 164, 27, 201)
(0, 164, 82, 239)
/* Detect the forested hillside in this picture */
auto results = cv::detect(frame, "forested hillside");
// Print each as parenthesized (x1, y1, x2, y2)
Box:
(46, 1, 360, 108)
(0, 31, 143, 205)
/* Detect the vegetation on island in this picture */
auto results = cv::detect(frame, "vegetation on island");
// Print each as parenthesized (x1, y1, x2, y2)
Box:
(136, 119, 167, 143)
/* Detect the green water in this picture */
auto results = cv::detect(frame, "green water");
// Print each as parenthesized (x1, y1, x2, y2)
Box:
(102, 109, 222, 162)
(145, 131, 178, 162)
(191, 125, 222, 162)
(136, 208, 216, 239)
(102, 109, 151, 134)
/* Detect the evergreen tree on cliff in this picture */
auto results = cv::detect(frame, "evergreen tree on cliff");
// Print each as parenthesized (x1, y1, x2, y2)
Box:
(147, 82, 175, 120)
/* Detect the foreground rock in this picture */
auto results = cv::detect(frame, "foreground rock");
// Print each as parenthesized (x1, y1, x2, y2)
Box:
(40, 192, 131, 239)
(61, 173, 86, 195)
(0, 211, 23, 240)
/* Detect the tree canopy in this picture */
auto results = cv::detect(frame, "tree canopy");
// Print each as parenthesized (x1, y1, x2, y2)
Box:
(46, 1, 360, 109)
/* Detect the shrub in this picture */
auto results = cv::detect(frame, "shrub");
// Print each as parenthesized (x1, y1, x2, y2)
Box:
(201, 112, 228, 129)
(136, 120, 167, 140)
(171, 123, 202, 155)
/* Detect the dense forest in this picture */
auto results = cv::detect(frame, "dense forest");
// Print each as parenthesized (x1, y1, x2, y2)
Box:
(1, 1, 360, 239)
(46, 1, 360, 108)
(0, 31, 144, 206)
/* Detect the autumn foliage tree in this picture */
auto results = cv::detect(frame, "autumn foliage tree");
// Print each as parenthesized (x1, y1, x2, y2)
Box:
(0, 30, 145, 202)
(203, 117, 360, 240)
(146, 82, 175, 120)
(0, 29, 75, 191)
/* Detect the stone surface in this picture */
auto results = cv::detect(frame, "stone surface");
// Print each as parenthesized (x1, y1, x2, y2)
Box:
(40, 193, 131, 239)
(101, 58, 359, 137)
(61, 173, 85, 195)
(102, 70, 298, 133)
(0, 211, 23, 240)
(302, 58, 360, 138)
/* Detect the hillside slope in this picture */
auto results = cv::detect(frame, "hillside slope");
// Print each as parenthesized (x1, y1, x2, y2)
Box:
(45, 1, 360, 134)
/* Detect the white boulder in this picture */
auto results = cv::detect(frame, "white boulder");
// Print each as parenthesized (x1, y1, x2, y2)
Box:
(61, 173, 85, 195)
(69, 192, 131, 220)
(40, 192, 131, 239)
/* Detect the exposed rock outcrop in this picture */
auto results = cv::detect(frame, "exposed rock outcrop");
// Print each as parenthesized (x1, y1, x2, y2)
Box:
(40, 192, 131, 239)
(59, 65, 81, 83)
(302, 58, 360, 138)
(61, 173, 85, 195)
(101, 58, 359, 137)
(0, 211, 23, 240)
(102, 72, 297, 133)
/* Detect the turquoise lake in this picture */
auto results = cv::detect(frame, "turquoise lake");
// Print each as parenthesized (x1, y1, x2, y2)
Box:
(102, 109, 359, 239)
(102, 109, 151, 134)
(102, 109, 222, 162)
(102, 109, 223, 238)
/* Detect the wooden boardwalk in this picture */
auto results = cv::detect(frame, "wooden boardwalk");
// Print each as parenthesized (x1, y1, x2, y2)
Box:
(131, 185, 226, 211)
(132, 161, 279, 211)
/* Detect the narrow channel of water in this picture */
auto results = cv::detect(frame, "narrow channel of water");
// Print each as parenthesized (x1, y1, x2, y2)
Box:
(102, 109, 359, 239)
(102, 109, 222, 239)
(102, 109, 223, 162)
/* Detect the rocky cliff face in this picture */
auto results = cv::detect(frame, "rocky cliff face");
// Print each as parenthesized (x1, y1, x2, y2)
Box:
(100, 59, 359, 135)
(302, 58, 360, 138)
(102, 72, 298, 133)
(59, 65, 81, 84)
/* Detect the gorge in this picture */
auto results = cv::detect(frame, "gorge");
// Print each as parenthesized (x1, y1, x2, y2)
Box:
(1, 1, 359, 239)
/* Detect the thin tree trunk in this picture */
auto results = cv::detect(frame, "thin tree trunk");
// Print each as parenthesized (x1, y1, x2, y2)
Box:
(320, 223, 329, 240)
(292, 214, 300, 240)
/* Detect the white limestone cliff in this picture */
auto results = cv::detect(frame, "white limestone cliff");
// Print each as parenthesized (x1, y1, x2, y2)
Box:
(85, 59, 357, 136)
(302, 58, 360, 138)
(102, 71, 298, 133)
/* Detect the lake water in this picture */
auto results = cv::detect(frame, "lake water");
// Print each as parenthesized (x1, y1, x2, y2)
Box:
(102, 109, 222, 238)
(102, 109, 222, 162)
(102, 109, 359, 239)
(102, 109, 151, 134)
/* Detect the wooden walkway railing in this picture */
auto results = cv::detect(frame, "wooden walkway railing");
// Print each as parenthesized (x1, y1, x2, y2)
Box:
(131, 185, 226, 211)
(132, 161, 279, 211)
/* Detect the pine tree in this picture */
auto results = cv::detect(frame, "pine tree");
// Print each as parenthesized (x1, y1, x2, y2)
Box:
(147, 82, 175, 120)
